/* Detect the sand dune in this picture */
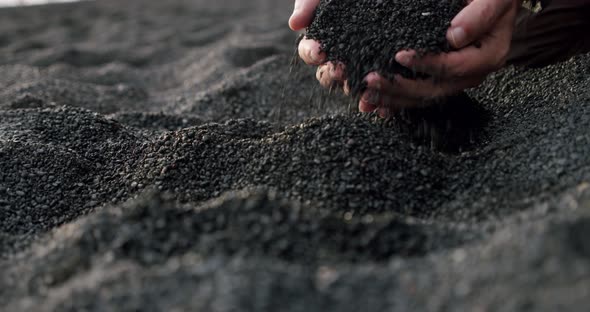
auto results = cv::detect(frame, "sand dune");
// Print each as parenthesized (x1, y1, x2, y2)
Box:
(1, 0, 590, 311)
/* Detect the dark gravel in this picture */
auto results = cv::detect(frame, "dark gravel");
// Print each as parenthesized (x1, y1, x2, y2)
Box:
(1, 0, 590, 311)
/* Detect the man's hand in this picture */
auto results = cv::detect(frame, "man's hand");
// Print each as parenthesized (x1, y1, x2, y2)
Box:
(289, 0, 324, 65)
(290, 0, 348, 93)
(290, 0, 520, 117)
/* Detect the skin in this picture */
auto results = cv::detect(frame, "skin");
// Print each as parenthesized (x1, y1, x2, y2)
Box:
(290, 0, 520, 117)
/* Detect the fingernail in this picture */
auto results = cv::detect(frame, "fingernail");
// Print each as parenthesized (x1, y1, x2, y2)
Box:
(449, 27, 466, 48)
(309, 50, 320, 63)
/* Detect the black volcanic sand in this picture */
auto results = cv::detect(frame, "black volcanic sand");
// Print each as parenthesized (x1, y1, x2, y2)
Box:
(306, 0, 487, 152)
(1, 0, 590, 311)
(306, 0, 464, 95)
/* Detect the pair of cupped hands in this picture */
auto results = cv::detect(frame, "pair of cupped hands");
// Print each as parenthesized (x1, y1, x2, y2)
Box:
(289, 0, 520, 116)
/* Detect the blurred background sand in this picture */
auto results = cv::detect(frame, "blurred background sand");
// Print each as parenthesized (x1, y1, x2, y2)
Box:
(0, 0, 80, 7)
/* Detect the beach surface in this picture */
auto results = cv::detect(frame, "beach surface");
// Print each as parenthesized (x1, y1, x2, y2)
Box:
(1, 0, 590, 310)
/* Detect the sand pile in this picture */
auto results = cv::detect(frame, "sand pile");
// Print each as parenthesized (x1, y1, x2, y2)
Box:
(1, 0, 590, 311)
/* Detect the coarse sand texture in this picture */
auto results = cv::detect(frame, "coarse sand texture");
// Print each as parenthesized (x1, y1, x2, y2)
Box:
(1, 0, 590, 311)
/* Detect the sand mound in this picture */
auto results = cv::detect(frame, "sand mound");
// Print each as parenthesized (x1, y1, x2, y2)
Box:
(1, 0, 590, 310)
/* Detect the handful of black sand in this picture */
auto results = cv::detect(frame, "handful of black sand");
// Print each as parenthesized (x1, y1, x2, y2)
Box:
(306, 0, 486, 152)
(306, 0, 465, 96)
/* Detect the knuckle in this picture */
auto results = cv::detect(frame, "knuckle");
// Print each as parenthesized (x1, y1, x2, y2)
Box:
(480, 2, 494, 22)
(481, 0, 502, 22)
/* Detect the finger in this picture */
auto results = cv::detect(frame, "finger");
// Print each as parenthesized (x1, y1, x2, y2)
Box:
(358, 100, 377, 113)
(360, 94, 421, 118)
(329, 62, 346, 82)
(377, 107, 393, 119)
(360, 76, 424, 116)
(379, 93, 428, 111)
(365, 72, 483, 99)
(364, 72, 390, 94)
(392, 75, 485, 99)
(343, 80, 351, 96)
(395, 49, 481, 78)
(316, 63, 334, 88)
(396, 3, 516, 78)
(316, 62, 343, 88)
(447, 0, 514, 48)
(395, 50, 416, 69)
(289, 0, 321, 31)
(360, 87, 381, 106)
(298, 38, 326, 65)
(395, 44, 505, 78)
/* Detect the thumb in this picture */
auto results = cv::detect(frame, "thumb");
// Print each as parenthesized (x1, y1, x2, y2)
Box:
(289, 0, 320, 31)
(447, 0, 515, 48)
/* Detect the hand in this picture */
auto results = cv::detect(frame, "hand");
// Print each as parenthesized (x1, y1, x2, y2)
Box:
(290, 0, 353, 106)
(289, 0, 426, 117)
(290, 0, 520, 117)
(289, 0, 324, 65)
(376, 0, 520, 103)
(356, 0, 520, 116)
